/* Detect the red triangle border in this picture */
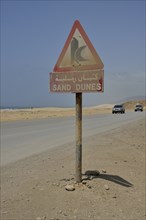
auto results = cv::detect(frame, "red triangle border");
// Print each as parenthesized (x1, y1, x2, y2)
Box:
(53, 20, 104, 72)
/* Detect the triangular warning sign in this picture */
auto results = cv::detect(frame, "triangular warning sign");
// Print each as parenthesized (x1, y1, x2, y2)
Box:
(53, 20, 104, 72)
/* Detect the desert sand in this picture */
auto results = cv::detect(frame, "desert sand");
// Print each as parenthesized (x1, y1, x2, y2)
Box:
(1, 100, 145, 219)
(1, 100, 145, 122)
(1, 117, 145, 220)
(0, 105, 113, 122)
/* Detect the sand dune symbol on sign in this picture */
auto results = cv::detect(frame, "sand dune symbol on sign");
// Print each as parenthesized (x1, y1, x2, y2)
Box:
(71, 37, 88, 64)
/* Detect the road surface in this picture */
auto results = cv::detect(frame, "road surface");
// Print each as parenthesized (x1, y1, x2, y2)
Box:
(1, 111, 145, 166)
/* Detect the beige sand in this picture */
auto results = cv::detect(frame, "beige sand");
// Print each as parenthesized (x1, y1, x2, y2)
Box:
(0, 105, 113, 122)
(1, 100, 145, 122)
(1, 118, 145, 220)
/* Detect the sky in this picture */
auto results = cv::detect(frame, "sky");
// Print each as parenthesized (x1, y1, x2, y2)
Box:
(1, 0, 145, 107)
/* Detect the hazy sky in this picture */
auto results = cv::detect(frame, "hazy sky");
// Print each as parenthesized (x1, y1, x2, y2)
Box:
(1, 0, 145, 107)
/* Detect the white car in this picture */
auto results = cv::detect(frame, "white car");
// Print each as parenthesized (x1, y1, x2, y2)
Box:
(112, 104, 125, 114)
(134, 104, 143, 112)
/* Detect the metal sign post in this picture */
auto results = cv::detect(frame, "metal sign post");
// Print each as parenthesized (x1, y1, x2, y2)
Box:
(50, 20, 104, 183)
(75, 93, 82, 182)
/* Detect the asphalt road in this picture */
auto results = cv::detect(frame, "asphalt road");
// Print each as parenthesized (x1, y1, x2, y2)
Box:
(1, 111, 145, 166)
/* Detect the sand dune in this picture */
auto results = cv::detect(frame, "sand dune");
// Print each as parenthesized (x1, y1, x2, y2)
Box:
(1, 100, 145, 122)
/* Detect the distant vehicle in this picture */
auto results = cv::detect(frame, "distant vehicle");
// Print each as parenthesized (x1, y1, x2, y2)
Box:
(134, 104, 143, 112)
(112, 104, 125, 114)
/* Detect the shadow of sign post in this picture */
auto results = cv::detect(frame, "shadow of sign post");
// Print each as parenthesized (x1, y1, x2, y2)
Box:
(84, 170, 133, 187)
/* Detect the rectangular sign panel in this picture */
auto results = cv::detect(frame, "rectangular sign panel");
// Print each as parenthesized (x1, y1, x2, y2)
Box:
(50, 70, 104, 93)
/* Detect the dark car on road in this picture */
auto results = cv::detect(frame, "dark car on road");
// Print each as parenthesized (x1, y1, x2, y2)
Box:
(112, 104, 125, 114)
(134, 104, 143, 112)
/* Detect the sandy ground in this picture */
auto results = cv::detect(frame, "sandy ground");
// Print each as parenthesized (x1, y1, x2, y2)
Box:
(1, 100, 145, 122)
(1, 117, 145, 220)
(0, 105, 113, 122)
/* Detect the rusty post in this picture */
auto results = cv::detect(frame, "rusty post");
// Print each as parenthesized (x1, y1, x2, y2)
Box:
(75, 92, 82, 183)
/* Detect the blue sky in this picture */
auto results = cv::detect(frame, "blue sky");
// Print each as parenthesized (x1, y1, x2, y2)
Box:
(1, 0, 145, 107)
